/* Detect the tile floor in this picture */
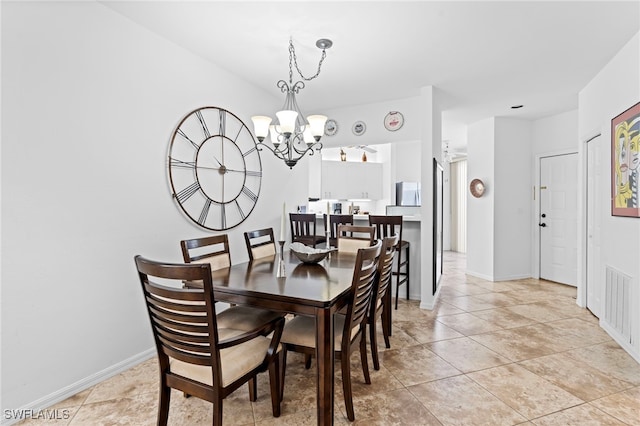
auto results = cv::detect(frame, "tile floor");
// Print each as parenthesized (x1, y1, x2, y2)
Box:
(20, 252, 640, 425)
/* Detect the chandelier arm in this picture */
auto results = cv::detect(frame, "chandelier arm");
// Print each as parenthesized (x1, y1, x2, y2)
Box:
(256, 141, 289, 160)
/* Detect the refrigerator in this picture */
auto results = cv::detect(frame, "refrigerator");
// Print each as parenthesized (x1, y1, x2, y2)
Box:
(395, 182, 421, 206)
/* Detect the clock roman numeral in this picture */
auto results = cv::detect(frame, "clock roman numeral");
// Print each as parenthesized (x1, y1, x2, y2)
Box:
(195, 110, 210, 139)
(235, 200, 246, 220)
(219, 110, 226, 136)
(242, 146, 257, 157)
(177, 129, 200, 150)
(246, 170, 262, 177)
(175, 181, 201, 203)
(169, 157, 195, 169)
(241, 186, 258, 202)
(220, 203, 226, 229)
(198, 199, 212, 225)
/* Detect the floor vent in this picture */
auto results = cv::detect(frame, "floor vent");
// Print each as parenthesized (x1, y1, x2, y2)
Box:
(604, 266, 632, 344)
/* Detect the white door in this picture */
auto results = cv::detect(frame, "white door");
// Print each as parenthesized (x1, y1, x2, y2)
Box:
(586, 136, 603, 317)
(539, 153, 578, 286)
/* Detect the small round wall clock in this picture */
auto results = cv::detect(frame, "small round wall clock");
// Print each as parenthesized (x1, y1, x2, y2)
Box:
(324, 119, 338, 136)
(352, 121, 366, 136)
(470, 178, 485, 198)
(384, 111, 404, 131)
(168, 106, 262, 231)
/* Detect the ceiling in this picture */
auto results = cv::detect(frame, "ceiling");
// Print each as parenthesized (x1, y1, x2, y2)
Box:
(101, 1, 639, 152)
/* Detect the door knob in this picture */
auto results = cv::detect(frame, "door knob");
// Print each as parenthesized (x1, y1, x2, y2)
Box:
(539, 223, 547, 227)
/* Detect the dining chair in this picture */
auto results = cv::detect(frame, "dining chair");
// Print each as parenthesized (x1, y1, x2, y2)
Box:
(368, 235, 399, 370)
(180, 234, 286, 400)
(323, 213, 353, 247)
(244, 228, 277, 261)
(289, 213, 326, 247)
(336, 224, 375, 253)
(368, 215, 410, 309)
(279, 240, 382, 421)
(133, 255, 284, 426)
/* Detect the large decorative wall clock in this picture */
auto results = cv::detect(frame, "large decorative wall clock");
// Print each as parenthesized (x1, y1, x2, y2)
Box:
(168, 106, 262, 231)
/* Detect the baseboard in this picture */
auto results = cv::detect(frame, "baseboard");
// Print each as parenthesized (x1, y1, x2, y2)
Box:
(492, 273, 532, 282)
(465, 270, 494, 281)
(600, 321, 640, 364)
(1, 348, 155, 426)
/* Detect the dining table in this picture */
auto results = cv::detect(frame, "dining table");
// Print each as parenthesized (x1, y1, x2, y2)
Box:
(207, 249, 359, 425)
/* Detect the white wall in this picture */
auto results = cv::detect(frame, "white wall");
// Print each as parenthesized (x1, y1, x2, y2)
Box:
(467, 118, 496, 279)
(578, 32, 640, 360)
(532, 110, 579, 154)
(494, 118, 532, 280)
(1, 1, 309, 412)
(466, 118, 532, 281)
(530, 110, 579, 278)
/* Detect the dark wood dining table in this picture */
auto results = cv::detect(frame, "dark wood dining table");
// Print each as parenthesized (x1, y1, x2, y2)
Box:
(207, 250, 359, 425)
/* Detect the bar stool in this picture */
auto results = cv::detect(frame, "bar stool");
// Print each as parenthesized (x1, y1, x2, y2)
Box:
(324, 214, 353, 247)
(368, 215, 410, 310)
(289, 213, 326, 247)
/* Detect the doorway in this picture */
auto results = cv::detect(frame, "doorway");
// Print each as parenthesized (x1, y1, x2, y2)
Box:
(539, 153, 578, 286)
(449, 159, 467, 253)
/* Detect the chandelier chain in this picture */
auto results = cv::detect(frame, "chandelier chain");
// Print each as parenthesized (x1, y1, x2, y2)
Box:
(288, 39, 327, 83)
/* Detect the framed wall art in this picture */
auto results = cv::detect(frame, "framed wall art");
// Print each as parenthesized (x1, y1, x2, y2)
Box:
(611, 101, 640, 218)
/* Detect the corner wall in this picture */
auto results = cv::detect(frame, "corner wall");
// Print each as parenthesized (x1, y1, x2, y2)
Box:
(578, 31, 640, 361)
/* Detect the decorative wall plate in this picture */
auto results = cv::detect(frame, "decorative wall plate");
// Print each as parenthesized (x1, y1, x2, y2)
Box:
(384, 111, 404, 131)
(470, 178, 485, 198)
(352, 121, 366, 136)
(324, 119, 338, 136)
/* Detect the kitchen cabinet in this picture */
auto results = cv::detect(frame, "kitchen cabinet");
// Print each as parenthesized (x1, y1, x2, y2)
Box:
(320, 161, 382, 200)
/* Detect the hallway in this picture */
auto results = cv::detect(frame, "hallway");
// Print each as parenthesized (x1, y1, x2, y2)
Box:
(19, 252, 640, 425)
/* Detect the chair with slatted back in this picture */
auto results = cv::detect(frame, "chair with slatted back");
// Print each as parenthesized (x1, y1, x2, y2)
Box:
(336, 224, 375, 253)
(368, 215, 410, 310)
(368, 235, 398, 370)
(244, 228, 277, 261)
(323, 214, 353, 247)
(289, 213, 326, 248)
(280, 240, 381, 421)
(180, 234, 286, 400)
(134, 256, 284, 426)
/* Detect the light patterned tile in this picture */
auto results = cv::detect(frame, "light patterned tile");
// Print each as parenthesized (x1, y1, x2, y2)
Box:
(565, 342, 640, 386)
(519, 353, 634, 401)
(468, 364, 584, 419)
(531, 403, 625, 425)
(395, 318, 464, 344)
(380, 345, 461, 386)
(590, 386, 640, 425)
(426, 337, 510, 373)
(410, 375, 527, 425)
(436, 313, 502, 336)
(348, 388, 442, 425)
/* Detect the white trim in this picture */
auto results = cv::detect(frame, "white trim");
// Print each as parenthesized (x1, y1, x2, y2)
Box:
(465, 270, 494, 281)
(493, 273, 534, 282)
(579, 127, 605, 309)
(1, 349, 155, 426)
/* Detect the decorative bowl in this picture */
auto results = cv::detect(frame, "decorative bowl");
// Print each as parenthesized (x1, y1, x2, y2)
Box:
(290, 242, 334, 264)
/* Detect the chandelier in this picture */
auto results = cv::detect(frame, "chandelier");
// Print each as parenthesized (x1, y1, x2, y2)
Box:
(251, 38, 332, 168)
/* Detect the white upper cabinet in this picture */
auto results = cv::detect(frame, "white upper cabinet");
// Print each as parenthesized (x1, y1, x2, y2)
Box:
(319, 161, 382, 200)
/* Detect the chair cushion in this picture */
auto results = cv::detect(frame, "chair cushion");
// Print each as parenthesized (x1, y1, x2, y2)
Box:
(338, 238, 371, 253)
(251, 243, 276, 260)
(193, 253, 230, 271)
(281, 315, 359, 349)
(170, 327, 279, 387)
(217, 306, 284, 331)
